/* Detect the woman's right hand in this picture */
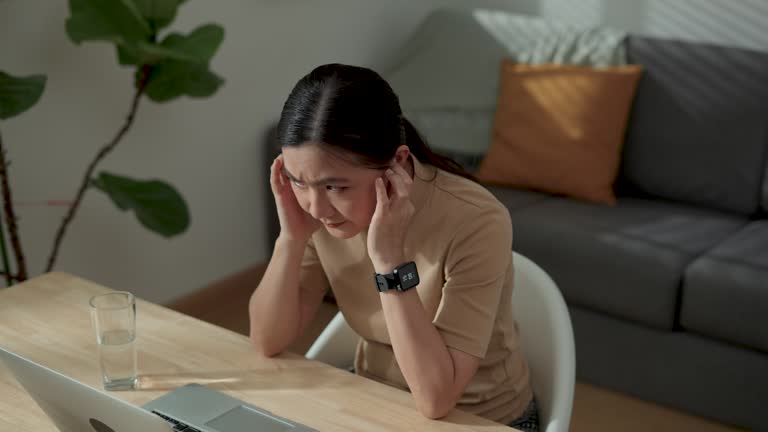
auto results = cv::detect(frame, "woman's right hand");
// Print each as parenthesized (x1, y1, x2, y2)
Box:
(270, 155, 322, 243)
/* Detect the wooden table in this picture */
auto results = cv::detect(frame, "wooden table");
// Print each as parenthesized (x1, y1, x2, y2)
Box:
(0, 273, 513, 431)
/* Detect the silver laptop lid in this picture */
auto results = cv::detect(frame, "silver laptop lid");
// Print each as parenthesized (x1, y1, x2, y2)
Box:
(0, 346, 171, 432)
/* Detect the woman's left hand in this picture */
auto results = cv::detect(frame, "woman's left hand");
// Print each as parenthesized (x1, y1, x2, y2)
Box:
(367, 163, 415, 274)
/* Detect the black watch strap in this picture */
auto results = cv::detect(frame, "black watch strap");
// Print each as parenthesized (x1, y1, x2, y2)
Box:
(374, 261, 420, 292)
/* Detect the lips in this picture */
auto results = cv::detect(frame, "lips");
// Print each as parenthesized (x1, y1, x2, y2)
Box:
(324, 221, 346, 228)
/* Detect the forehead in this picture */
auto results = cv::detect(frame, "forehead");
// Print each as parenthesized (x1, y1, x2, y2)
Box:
(281, 144, 373, 180)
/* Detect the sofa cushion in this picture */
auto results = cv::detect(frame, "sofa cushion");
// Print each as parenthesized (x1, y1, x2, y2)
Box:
(507, 196, 745, 329)
(620, 36, 768, 215)
(477, 62, 642, 205)
(487, 187, 557, 212)
(681, 221, 768, 353)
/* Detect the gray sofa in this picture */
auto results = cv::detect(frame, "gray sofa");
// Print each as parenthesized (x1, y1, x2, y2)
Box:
(512, 37, 768, 430)
(263, 10, 768, 430)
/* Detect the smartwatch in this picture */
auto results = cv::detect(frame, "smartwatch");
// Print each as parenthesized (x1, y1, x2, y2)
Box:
(374, 261, 420, 293)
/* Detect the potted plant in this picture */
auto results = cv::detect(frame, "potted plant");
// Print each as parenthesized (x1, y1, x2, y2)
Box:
(0, 0, 225, 286)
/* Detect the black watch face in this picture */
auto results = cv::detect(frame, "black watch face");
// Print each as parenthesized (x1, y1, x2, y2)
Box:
(397, 262, 419, 290)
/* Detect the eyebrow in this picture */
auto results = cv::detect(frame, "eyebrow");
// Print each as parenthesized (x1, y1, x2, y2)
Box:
(282, 167, 351, 186)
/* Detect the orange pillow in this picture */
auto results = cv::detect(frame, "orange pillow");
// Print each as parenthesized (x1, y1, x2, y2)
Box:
(476, 61, 643, 204)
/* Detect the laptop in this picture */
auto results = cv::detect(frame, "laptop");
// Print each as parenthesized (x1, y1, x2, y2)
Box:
(0, 346, 317, 432)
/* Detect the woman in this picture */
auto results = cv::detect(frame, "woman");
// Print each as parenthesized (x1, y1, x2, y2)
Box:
(249, 63, 538, 430)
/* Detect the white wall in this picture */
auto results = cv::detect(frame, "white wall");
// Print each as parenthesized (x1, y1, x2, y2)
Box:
(0, 0, 531, 304)
(1, 0, 766, 304)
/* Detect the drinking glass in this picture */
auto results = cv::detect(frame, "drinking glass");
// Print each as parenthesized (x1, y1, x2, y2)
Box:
(89, 291, 137, 391)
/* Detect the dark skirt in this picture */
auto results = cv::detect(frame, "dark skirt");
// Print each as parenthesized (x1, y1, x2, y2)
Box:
(507, 398, 540, 431)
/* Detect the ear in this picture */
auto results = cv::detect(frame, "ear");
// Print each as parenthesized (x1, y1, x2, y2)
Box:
(393, 144, 410, 168)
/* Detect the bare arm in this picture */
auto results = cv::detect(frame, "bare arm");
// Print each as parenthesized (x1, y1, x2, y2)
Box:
(377, 269, 480, 419)
(367, 161, 500, 419)
(250, 154, 326, 356)
(248, 236, 326, 356)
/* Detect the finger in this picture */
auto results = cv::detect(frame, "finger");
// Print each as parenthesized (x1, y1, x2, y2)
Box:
(391, 163, 414, 198)
(272, 156, 291, 195)
(270, 158, 283, 194)
(276, 155, 291, 187)
(392, 163, 413, 185)
(385, 168, 410, 199)
(375, 177, 389, 209)
(277, 158, 287, 187)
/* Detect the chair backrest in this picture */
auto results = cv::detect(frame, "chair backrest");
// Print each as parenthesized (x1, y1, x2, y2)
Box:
(512, 252, 576, 432)
(304, 310, 359, 370)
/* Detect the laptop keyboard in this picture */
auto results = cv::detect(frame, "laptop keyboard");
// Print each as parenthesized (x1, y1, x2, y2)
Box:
(152, 410, 202, 432)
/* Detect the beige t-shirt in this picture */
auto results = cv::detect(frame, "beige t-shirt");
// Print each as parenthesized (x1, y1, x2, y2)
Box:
(299, 155, 533, 424)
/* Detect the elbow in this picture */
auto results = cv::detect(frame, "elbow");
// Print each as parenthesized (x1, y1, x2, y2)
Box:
(248, 313, 286, 357)
(249, 333, 283, 358)
(415, 391, 457, 420)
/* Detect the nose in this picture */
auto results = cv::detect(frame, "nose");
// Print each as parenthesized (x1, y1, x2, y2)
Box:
(307, 189, 334, 220)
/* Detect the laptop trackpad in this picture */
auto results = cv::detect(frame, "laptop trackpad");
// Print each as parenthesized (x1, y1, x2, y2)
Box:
(205, 405, 295, 432)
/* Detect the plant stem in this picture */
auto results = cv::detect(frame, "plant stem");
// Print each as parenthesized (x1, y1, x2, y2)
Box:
(0, 202, 12, 287)
(45, 65, 152, 273)
(0, 127, 25, 282)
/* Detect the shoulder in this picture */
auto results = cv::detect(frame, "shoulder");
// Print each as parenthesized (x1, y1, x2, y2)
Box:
(412, 167, 513, 256)
(430, 169, 512, 228)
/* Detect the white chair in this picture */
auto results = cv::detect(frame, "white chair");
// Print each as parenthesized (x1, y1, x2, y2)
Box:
(304, 309, 359, 370)
(305, 252, 576, 432)
(511, 252, 576, 432)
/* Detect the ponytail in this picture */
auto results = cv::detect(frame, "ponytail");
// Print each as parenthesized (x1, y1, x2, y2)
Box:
(401, 117, 477, 182)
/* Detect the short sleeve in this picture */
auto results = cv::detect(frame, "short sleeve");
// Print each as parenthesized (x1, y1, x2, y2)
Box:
(432, 206, 513, 358)
(299, 235, 332, 298)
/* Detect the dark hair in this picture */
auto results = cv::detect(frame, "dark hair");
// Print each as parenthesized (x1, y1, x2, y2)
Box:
(277, 63, 476, 182)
